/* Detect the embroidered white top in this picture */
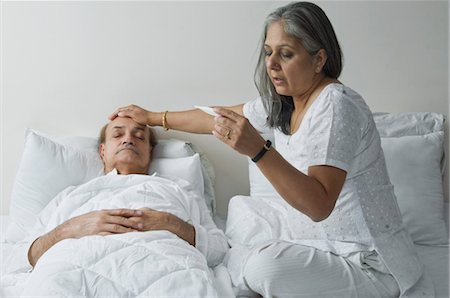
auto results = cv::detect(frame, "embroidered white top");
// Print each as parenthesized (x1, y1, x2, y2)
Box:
(243, 83, 433, 297)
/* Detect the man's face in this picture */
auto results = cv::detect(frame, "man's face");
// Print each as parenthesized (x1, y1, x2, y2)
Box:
(99, 117, 152, 175)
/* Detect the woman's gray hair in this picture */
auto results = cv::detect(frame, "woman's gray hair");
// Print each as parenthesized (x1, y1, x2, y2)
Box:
(254, 2, 343, 135)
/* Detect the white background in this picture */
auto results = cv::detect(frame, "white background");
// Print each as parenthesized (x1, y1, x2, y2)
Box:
(1, 1, 448, 217)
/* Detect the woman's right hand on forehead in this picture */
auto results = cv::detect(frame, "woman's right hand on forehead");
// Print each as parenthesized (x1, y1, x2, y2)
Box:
(109, 104, 151, 125)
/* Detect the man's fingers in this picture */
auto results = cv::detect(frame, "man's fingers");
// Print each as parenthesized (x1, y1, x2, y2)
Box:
(105, 224, 137, 234)
(106, 208, 143, 217)
(138, 207, 155, 212)
(108, 215, 143, 230)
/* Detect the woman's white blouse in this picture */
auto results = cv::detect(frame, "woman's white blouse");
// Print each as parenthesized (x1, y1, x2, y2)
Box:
(242, 83, 432, 297)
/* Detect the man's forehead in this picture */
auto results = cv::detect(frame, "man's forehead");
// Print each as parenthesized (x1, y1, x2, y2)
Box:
(110, 125, 146, 131)
(108, 118, 147, 131)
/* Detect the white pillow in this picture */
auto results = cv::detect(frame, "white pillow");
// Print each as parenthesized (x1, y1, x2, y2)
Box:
(248, 113, 448, 246)
(374, 112, 447, 245)
(373, 112, 445, 137)
(381, 131, 447, 245)
(374, 112, 446, 174)
(149, 154, 204, 199)
(9, 130, 104, 233)
(7, 130, 207, 242)
(152, 139, 196, 158)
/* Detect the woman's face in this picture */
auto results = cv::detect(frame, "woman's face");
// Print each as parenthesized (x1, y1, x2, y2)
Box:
(264, 21, 319, 98)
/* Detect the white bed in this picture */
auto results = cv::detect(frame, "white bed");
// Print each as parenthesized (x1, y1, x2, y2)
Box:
(1, 206, 448, 297)
(1, 112, 449, 297)
(0, 133, 235, 297)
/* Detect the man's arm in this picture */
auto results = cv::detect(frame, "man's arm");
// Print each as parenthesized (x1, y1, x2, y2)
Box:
(28, 209, 142, 266)
(28, 227, 62, 267)
(165, 213, 196, 246)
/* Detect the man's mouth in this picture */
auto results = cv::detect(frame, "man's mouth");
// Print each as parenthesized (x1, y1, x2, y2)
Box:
(116, 147, 139, 155)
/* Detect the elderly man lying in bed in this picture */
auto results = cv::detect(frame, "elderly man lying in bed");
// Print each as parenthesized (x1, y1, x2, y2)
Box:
(6, 117, 228, 296)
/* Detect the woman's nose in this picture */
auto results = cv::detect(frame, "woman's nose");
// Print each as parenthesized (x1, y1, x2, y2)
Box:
(266, 55, 280, 70)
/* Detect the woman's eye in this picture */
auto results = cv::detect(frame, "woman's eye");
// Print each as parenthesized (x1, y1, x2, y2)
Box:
(264, 51, 272, 57)
(281, 52, 293, 59)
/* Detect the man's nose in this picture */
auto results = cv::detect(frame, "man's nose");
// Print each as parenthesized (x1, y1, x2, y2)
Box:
(122, 134, 135, 145)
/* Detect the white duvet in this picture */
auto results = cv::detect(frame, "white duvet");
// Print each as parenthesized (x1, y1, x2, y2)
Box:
(7, 173, 228, 297)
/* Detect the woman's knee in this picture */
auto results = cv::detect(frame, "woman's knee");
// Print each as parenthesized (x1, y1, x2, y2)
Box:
(242, 244, 288, 294)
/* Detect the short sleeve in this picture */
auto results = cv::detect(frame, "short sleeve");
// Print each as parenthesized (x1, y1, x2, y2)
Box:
(243, 97, 272, 134)
(305, 90, 367, 172)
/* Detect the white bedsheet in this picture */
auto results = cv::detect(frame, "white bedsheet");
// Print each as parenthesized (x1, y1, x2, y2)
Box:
(1, 210, 447, 297)
(1, 223, 235, 297)
(415, 244, 449, 298)
(0, 174, 234, 297)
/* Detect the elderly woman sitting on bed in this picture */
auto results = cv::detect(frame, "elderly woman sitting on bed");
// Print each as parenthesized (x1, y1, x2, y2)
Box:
(5, 117, 228, 296)
(110, 2, 433, 297)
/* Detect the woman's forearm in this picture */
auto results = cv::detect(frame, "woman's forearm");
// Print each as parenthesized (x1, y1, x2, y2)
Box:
(149, 109, 215, 134)
(255, 148, 343, 222)
(110, 104, 244, 135)
(148, 104, 244, 134)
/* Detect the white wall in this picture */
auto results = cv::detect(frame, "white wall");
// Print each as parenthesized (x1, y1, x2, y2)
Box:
(1, 1, 448, 217)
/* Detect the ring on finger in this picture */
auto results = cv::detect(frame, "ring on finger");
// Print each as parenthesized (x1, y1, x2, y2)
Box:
(225, 130, 231, 140)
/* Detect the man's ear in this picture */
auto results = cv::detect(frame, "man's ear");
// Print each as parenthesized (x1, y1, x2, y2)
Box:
(149, 146, 153, 161)
(314, 49, 328, 74)
(99, 143, 105, 160)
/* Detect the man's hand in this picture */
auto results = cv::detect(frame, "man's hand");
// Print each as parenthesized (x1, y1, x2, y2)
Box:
(28, 209, 142, 267)
(59, 209, 141, 238)
(130, 208, 196, 246)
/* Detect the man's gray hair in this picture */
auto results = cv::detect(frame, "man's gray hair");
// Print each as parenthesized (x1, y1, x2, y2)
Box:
(254, 1, 343, 135)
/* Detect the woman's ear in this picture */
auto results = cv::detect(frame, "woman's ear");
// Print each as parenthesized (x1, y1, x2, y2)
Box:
(314, 49, 328, 73)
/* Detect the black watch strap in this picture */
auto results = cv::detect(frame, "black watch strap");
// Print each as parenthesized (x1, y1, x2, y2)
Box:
(251, 140, 272, 163)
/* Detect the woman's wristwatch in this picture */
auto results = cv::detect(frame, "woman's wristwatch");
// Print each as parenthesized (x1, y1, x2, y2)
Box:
(251, 140, 272, 163)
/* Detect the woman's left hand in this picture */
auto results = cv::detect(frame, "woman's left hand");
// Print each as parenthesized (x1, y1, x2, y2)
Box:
(212, 107, 266, 158)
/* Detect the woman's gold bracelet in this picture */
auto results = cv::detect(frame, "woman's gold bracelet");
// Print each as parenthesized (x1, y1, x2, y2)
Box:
(162, 111, 169, 131)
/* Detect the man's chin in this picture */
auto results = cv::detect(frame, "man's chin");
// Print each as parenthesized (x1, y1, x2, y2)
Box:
(115, 156, 140, 164)
(112, 161, 149, 175)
